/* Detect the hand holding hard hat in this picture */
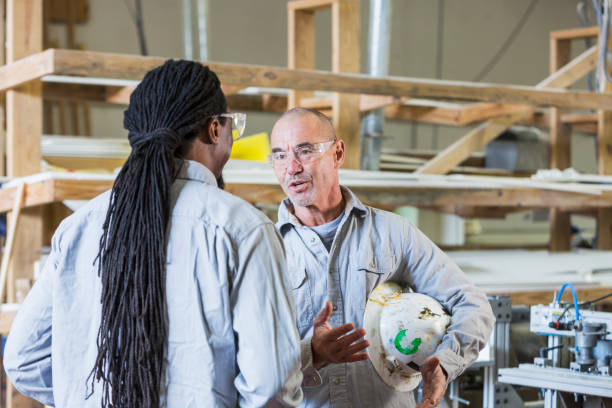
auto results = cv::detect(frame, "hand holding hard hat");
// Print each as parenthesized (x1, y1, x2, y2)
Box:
(364, 281, 451, 393)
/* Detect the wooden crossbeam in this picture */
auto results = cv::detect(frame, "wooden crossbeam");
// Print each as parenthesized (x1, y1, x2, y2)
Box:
(416, 45, 598, 175)
(43, 86, 599, 135)
(1, 176, 611, 215)
(288, 0, 338, 12)
(0, 48, 54, 92)
(0, 48, 602, 110)
(550, 26, 599, 41)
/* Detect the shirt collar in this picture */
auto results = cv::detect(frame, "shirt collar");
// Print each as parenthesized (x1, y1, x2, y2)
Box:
(176, 159, 218, 186)
(277, 186, 367, 235)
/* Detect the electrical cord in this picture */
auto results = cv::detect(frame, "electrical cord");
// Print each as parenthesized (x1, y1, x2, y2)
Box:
(121, 0, 148, 56)
(540, 344, 564, 358)
(579, 290, 612, 306)
(472, 0, 539, 81)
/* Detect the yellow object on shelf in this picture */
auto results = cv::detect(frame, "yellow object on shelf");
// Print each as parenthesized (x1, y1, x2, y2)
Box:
(230, 132, 270, 163)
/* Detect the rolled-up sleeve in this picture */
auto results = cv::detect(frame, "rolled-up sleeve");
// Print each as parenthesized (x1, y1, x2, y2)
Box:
(400, 222, 495, 381)
(231, 223, 303, 407)
(4, 231, 62, 406)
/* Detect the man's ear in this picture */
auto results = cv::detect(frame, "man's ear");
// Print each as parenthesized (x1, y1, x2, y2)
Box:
(204, 117, 221, 145)
(334, 140, 346, 169)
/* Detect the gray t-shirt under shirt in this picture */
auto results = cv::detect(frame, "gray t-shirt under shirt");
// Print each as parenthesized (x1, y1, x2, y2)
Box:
(309, 213, 344, 251)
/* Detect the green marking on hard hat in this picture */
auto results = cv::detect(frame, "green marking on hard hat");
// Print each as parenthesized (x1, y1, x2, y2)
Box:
(394, 330, 421, 355)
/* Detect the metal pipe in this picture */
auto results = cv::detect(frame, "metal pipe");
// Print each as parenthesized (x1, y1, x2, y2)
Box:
(183, 0, 194, 60)
(360, 0, 392, 170)
(196, 0, 209, 61)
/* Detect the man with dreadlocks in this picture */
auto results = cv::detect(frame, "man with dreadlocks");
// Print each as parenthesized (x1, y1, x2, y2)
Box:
(4, 61, 303, 407)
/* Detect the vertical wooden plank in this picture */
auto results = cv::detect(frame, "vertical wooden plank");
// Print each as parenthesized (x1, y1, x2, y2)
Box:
(598, 31, 612, 250)
(287, 6, 315, 108)
(6, 0, 43, 299)
(549, 38, 572, 252)
(0, 0, 5, 177)
(5, 1, 44, 407)
(331, 0, 360, 169)
(597, 108, 612, 249)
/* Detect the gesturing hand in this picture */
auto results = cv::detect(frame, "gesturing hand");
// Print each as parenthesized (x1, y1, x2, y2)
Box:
(311, 301, 370, 370)
(416, 356, 447, 407)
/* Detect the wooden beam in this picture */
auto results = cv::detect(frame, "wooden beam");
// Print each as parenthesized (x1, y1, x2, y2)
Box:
(43, 82, 109, 102)
(5, 1, 43, 406)
(385, 102, 463, 125)
(456, 102, 530, 125)
(288, 0, 337, 12)
(382, 149, 486, 167)
(301, 94, 406, 114)
(0, 0, 5, 177)
(287, 6, 315, 108)
(599, 109, 612, 176)
(360, 95, 404, 113)
(42, 48, 612, 110)
(227, 93, 287, 112)
(431, 205, 531, 219)
(331, 0, 360, 169)
(487, 286, 612, 307)
(0, 48, 53, 92)
(2, 177, 612, 214)
(414, 113, 528, 175)
(0, 178, 112, 213)
(598, 31, 612, 250)
(550, 26, 599, 41)
(416, 45, 598, 175)
(549, 37, 573, 252)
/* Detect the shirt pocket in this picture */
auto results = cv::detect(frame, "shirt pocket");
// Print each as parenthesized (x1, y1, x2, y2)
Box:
(288, 266, 314, 337)
(354, 250, 397, 311)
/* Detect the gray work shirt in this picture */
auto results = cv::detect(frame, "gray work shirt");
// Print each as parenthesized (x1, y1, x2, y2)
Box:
(277, 187, 495, 408)
(4, 160, 303, 408)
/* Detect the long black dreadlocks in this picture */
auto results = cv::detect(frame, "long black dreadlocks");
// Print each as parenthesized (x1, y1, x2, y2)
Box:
(87, 60, 227, 407)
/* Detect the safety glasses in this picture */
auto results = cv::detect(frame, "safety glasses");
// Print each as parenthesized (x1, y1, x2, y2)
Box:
(216, 112, 247, 141)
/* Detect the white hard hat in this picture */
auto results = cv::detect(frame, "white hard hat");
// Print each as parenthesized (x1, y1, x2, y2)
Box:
(364, 281, 451, 392)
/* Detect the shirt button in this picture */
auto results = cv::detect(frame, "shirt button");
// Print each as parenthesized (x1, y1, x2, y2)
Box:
(333, 378, 340, 385)
(332, 304, 338, 311)
(310, 237, 316, 244)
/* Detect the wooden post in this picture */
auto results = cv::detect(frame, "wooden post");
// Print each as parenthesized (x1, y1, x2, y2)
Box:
(287, 4, 315, 109)
(5, 0, 44, 405)
(0, 0, 5, 177)
(597, 107, 612, 249)
(598, 29, 612, 250)
(549, 37, 572, 252)
(287, 0, 361, 169)
(331, 0, 360, 169)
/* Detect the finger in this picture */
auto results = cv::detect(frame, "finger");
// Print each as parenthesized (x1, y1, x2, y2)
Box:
(344, 352, 370, 363)
(418, 396, 440, 408)
(339, 340, 370, 359)
(313, 301, 333, 327)
(333, 328, 366, 351)
(323, 323, 355, 341)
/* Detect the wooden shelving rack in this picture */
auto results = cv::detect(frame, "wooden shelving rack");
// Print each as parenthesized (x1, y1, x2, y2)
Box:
(0, 0, 611, 406)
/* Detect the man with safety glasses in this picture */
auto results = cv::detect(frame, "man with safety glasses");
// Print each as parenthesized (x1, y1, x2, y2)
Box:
(269, 107, 495, 408)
